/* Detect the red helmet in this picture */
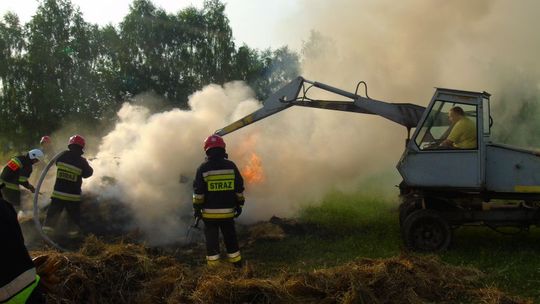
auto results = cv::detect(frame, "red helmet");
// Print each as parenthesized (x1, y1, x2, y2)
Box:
(68, 134, 86, 148)
(40, 135, 51, 145)
(203, 135, 226, 151)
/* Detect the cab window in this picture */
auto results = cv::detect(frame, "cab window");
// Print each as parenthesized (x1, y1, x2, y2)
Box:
(415, 101, 477, 150)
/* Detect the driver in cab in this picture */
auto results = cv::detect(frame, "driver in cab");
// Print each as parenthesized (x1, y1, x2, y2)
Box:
(440, 106, 477, 149)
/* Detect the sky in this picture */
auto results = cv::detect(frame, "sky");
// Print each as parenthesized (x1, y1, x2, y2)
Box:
(0, 0, 302, 50)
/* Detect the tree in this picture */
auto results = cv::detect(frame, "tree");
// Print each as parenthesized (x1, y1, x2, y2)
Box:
(24, 0, 105, 138)
(0, 13, 28, 150)
(245, 46, 300, 100)
(0, 0, 301, 151)
(198, 0, 235, 84)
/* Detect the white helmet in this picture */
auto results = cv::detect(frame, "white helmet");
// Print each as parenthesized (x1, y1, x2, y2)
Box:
(28, 149, 44, 161)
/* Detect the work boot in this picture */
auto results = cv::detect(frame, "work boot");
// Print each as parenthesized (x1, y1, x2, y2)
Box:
(206, 254, 221, 268)
(206, 259, 221, 268)
(67, 229, 80, 239)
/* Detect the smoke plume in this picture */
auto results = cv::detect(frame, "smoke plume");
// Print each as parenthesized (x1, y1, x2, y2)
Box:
(85, 0, 540, 244)
(294, 0, 540, 145)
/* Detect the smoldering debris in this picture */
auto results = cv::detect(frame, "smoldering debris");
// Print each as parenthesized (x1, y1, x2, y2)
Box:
(18, 191, 136, 251)
(31, 236, 530, 304)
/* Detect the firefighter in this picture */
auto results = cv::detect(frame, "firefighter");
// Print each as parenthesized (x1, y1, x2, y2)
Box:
(39, 136, 52, 155)
(0, 189, 45, 303)
(0, 149, 44, 212)
(43, 135, 93, 238)
(32, 136, 54, 186)
(193, 135, 245, 267)
(39, 135, 55, 162)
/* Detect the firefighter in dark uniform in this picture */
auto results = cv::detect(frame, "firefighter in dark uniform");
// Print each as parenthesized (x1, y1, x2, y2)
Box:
(43, 135, 93, 238)
(39, 136, 53, 160)
(193, 135, 245, 267)
(0, 149, 44, 212)
(31, 136, 54, 186)
(0, 189, 45, 303)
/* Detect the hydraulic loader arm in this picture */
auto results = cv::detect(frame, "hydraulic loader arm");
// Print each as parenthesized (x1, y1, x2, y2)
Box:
(215, 76, 426, 136)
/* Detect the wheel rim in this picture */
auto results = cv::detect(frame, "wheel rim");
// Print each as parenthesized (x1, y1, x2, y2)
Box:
(410, 218, 447, 251)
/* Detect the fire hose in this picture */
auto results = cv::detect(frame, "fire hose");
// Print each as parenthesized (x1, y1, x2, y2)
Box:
(32, 151, 67, 252)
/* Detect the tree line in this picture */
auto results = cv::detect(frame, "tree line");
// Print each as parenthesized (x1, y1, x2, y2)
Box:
(0, 0, 300, 151)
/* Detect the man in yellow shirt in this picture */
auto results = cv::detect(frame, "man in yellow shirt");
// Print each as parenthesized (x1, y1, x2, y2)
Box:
(440, 106, 477, 149)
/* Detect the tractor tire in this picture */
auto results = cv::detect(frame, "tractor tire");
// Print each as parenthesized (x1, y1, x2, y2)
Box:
(402, 209, 452, 252)
(399, 202, 419, 227)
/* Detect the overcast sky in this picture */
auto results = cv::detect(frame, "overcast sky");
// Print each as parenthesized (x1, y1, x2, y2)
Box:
(0, 0, 303, 50)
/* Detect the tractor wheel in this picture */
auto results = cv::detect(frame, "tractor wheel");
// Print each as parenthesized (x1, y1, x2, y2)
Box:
(399, 201, 419, 227)
(402, 209, 452, 252)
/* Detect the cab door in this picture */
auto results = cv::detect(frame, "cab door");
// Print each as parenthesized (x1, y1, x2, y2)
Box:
(398, 90, 483, 189)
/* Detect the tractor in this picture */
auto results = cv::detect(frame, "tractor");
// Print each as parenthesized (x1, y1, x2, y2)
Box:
(216, 76, 540, 251)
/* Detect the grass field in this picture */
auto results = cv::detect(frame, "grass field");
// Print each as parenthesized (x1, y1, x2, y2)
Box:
(243, 190, 540, 302)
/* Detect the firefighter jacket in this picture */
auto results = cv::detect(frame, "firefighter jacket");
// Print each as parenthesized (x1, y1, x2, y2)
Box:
(0, 196, 40, 303)
(0, 155, 33, 204)
(52, 148, 93, 202)
(193, 150, 245, 220)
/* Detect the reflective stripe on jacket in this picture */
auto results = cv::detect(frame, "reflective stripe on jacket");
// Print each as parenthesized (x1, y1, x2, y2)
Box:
(52, 149, 93, 200)
(0, 180, 19, 191)
(0, 199, 37, 302)
(0, 156, 32, 191)
(51, 190, 81, 202)
(193, 151, 244, 220)
(202, 207, 236, 219)
(0, 268, 37, 302)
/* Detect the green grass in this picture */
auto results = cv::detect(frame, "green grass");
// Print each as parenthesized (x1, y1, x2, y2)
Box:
(243, 190, 540, 302)
(444, 228, 540, 300)
(244, 191, 403, 273)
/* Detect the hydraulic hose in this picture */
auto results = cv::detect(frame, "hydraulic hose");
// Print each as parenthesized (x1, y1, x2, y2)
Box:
(32, 151, 67, 251)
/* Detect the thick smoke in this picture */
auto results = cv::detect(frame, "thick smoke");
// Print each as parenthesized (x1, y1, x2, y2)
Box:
(85, 83, 260, 243)
(86, 0, 540, 244)
(295, 0, 540, 144)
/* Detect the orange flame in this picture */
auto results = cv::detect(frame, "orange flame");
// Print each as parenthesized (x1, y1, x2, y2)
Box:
(242, 153, 265, 184)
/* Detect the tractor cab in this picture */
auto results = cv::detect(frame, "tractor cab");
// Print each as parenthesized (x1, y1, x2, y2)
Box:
(398, 88, 491, 190)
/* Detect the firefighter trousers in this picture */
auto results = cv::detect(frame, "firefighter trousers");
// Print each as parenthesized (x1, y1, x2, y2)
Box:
(203, 219, 241, 266)
(44, 198, 81, 230)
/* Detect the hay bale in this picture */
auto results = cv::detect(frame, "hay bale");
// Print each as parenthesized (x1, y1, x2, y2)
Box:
(30, 237, 531, 304)
(33, 236, 194, 304)
(269, 216, 306, 235)
(247, 222, 286, 244)
(473, 287, 533, 304)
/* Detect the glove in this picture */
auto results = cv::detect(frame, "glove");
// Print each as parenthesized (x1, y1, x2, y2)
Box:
(235, 206, 242, 218)
(193, 208, 202, 219)
(27, 185, 36, 193)
(33, 255, 61, 292)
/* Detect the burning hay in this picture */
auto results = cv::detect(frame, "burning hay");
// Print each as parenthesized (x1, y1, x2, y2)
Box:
(31, 236, 530, 304)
